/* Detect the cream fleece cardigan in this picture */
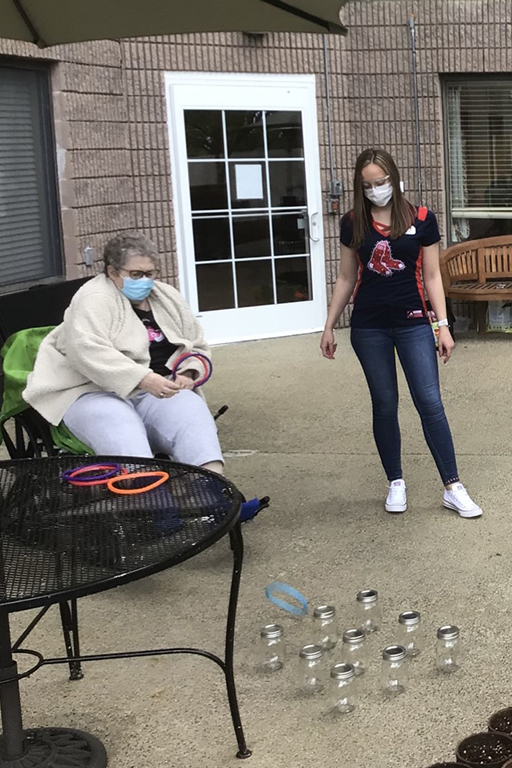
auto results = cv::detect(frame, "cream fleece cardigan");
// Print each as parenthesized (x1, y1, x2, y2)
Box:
(23, 274, 210, 426)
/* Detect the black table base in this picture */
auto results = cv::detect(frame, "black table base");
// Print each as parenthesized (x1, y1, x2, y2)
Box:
(0, 728, 107, 768)
(0, 525, 251, 764)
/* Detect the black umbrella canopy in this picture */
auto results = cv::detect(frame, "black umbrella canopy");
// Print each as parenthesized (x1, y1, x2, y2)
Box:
(2, 0, 347, 47)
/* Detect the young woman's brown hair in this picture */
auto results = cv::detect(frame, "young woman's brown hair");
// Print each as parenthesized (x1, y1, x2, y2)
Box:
(350, 148, 416, 248)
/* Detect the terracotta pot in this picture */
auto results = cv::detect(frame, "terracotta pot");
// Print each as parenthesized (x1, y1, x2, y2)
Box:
(456, 732, 512, 768)
(489, 709, 512, 736)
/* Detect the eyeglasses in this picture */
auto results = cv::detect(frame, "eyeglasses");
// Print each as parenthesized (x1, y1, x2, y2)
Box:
(362, 175, 390, 191)
(118, 268, 160, 280)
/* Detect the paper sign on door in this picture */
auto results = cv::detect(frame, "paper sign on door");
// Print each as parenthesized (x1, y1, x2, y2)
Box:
(234, 164, 264, 200)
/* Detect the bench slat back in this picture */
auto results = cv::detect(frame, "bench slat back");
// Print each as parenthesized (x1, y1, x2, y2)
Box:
(443, 247, 478, 285)
(441, 236, 512, 285)
(483, 243, 512, 277)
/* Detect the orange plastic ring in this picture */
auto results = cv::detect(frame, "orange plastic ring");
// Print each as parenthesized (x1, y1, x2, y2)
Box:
(68, 467, 128, 487)
(107, 471, 169, 495)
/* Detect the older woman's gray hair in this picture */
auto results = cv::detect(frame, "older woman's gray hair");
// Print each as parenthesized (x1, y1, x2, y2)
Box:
(103, 232, 160, 274)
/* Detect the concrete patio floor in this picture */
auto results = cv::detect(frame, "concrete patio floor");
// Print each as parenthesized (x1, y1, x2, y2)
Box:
(9, 329, 512, 768)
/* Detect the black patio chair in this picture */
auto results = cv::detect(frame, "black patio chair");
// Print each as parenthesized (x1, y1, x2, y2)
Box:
(0, 277, 91, 460)
(0, 278, 92, 679)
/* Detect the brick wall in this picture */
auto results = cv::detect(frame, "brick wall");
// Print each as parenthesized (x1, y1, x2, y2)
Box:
(1, 0, 510, 325)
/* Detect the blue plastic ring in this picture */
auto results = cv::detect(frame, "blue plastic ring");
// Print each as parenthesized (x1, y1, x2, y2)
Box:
(264, 582, 308, 616)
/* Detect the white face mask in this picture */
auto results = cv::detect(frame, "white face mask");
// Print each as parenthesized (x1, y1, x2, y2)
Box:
(364, 182, 393, 207)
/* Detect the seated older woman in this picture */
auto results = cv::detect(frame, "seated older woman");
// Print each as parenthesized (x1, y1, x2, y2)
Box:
(23, 232, 223, 474)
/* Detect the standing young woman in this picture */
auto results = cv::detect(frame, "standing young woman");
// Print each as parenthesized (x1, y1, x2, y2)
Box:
(320, 148, 482, 518)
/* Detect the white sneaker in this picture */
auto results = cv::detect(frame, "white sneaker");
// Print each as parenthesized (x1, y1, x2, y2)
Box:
(443, 483, 482, 518)
(385, 480, 407, 513)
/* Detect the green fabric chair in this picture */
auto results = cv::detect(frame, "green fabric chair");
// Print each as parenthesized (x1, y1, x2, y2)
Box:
(0, 326, 92, 457)
(0, 277, 92, 459)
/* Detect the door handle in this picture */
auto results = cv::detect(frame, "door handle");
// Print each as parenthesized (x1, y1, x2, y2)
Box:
(300, 210, 320, 243)
(309, 211, 321, 242)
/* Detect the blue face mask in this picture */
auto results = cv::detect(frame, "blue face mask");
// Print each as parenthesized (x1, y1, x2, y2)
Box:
(121, 276, 154, 302)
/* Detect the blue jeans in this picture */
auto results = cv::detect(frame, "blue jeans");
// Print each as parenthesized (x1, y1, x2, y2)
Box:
(350, 324, 459, 485)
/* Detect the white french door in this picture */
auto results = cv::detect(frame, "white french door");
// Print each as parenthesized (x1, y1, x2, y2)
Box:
(165, 73, 326, 344)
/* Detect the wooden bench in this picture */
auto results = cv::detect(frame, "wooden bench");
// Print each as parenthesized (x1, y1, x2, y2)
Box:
(440, 235, 512, 333)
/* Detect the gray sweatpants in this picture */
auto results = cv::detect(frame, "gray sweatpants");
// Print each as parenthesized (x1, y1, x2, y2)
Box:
(63, 389, 223, 466)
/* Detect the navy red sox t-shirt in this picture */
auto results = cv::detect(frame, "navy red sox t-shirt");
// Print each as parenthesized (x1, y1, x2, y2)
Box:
(339, 206, 441, 328)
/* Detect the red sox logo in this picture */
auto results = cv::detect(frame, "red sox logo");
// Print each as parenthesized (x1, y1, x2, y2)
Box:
(368, 240, 405, 277)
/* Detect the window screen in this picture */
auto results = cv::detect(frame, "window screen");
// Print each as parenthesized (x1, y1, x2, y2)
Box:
(0, 64, 62, 288)
(445, 78, 512, 243)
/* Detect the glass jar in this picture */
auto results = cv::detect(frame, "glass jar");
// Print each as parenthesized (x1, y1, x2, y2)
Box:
(356, 589, 380, 634)
(313, 604, 337, 650)
(259, 624, 285, 672)
(381, 645, 407, 696)
(341, 628, 368, 676)
(329, 663, 357, 714)
(436, 625, 460, 673)
(298, 644, 325, 695)
(398, 610, 422, 657)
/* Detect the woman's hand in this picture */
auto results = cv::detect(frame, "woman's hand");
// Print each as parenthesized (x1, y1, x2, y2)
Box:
(438, 325, 455, 363)
(320, 328, 337, 359)
(174, 372, 196, 390)
(139, 372, 183, 398)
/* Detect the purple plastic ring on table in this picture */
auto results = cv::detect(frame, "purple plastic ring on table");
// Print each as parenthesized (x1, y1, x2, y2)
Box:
(62, 463, 122, 484)
(171, 352, 213, 388)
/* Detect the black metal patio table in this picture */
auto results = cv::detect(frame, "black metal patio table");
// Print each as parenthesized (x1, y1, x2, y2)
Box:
(0, 455, 251, 767)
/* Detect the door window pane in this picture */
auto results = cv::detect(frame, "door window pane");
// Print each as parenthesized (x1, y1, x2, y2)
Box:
(273, 212, 309, 255)
(236, 260, 274, 307)
(266, 111, 304, 158)
(196, 263, 234, 310)
(229, 161, 267, 209)
(276, 257, 312, 303)
(193, 217, 230, 261)
(185, 109, 314, 315)
(226, 111, 264, 158)
(185, 110, 224, 158)
(269, 161, 306, 207)
(189, 162, 227, 210)
(233, 216, 271, 259)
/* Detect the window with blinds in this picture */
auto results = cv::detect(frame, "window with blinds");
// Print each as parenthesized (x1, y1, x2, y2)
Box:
(0, 63, 62, 289)
(444, 78, 512, 244)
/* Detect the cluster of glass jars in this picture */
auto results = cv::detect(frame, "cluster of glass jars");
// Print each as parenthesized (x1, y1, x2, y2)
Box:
(258, 589, 461, 713)
(380, 621, 461, 696)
